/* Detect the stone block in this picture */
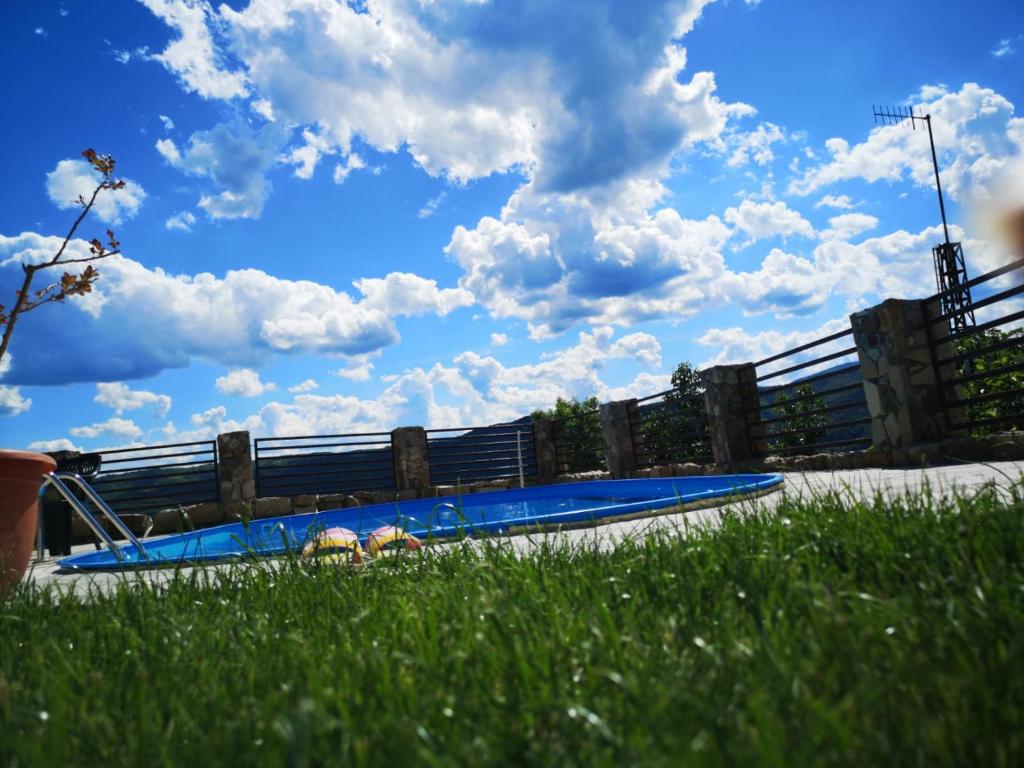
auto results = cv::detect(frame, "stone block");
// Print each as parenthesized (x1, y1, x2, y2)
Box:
(391, 427, 429, 490)
(851, 299, 962, 450)
(532, 419, 562, 477)
(479, 480, 512, 492)
(292, 506, 316, 516)
(251, 497, 292, 519)
(316, 494, 350, 511)
(600, 399, 641, 479)
(991, 441, 1024, 461)
(292, 494, 317, 508)
(906, 443, 941, 466)
(701, 363, 764, 468)
(216, 430, 255, 506)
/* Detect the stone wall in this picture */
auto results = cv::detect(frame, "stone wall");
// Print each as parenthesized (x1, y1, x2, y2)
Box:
(217, 430, 255, 518)
(850, 299, 964, 448)
(701, 363, 764, 468)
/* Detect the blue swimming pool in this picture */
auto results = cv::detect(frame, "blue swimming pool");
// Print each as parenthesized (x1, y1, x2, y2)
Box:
(57, 474, 783, 571)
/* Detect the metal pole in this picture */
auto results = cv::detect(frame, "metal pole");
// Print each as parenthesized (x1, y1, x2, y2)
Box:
(516, 430, 525, 489)
(924, 115, 952, 245)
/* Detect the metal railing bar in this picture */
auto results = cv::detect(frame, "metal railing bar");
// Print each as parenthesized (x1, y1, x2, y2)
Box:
(933, 309, 1024, 345)
(424, 425, 533, 434)
(929, 282, 1024, 324)
(759, 400, 867, 426)
(428, 456, 540, 470)
(427, 437, 538, 450)
(924, 256, 1024, 303)
(92, 484, 220, 504)
(257, 455, 394, 472)
(765, 416, 872, 441)
(255, 466, 396, 483)
(90, 462, 216, 481)
(96, 451, 215, 467)
(938, 333, 1024, 366)
(758, 380, 865, 409)
(426, 435, 536, 447)
(427, 443, 537, 456)
(946, 413, 1024, 431)
(941, 387, 1024, 410)
(756, 347, 859, 382)
(95, 440, 216, 456)
(256, 439, 393, 453)
(945, 359, 1024, 387)
(754, 328, 854, 368)
(768, 437, 873, 454)
(757, 363, 860, 393)
(635, 389, 704, 404)
(255, 431, 393, 444)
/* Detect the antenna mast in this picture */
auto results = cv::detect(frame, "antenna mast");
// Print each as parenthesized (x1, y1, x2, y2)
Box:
(872, 105, 975, 331)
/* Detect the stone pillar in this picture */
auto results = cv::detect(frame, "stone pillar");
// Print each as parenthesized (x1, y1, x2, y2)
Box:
(600, 399, 641, 479)
(701, 364, 765, 468)
(850, 298, 964, 448)
(532, 419, 562, 478)
(217, 431, 255, 514)
(391, 427, 430, 490)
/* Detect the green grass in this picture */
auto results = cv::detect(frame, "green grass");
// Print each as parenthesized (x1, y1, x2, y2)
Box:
(2, 484, 1023, 767)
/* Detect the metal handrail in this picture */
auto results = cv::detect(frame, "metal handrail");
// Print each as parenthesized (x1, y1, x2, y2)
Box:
(39, 472, 151, 562)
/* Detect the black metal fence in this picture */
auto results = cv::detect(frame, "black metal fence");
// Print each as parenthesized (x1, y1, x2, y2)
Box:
(633, 388, 712, 466)
(926, 257, 1024, 435)
(754, 329, 872, 455)
(89, 440, 219, 517)
(426, 423, 536, 486)
(551, 409, 606, 472)
(254, 432, 395, 498)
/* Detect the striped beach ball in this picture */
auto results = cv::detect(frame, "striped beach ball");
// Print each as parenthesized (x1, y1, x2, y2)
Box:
(301, 527, 364, 564)
(366, 525, 422, 557)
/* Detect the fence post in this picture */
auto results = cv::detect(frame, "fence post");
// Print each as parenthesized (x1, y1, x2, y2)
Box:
(532, 419, 562, 478)
(391, 427, 431, 491)
(217, 431, 255, 513)
(701, 364, 765, 468)
(850, 298, 963, 448)
(600, 399, 641, 479)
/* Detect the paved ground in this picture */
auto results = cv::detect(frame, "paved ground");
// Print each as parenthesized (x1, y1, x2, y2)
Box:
(23, 461, 1024, 597)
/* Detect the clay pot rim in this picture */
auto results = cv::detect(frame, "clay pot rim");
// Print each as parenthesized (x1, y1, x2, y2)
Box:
(0, 449, 57, 469)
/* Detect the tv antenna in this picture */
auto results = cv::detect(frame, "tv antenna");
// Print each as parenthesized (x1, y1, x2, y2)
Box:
(873, 105, 975, 331)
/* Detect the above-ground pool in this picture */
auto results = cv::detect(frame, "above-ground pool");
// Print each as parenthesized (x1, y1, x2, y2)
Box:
(57, 474, 783, 571)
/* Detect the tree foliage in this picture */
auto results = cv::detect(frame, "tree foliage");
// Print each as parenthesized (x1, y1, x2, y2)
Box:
(766, 382, 828, 451)
(952, 327, 1024, 434)
(0, 149, 125, 365)
(531, 396, 604, 472)
(638, 361, 709, 464)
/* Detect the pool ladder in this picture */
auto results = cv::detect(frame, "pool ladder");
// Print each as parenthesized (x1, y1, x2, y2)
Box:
(37, 472, 151, 563)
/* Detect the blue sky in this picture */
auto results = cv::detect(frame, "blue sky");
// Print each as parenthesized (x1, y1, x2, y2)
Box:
(1, 0, 1022, 452)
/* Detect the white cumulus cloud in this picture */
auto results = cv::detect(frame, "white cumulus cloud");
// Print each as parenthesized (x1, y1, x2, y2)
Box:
(69, 417, 142, 439)
(0, 386, 31, 416)
(139, 0, 248, 99)
(46, 159, 146, 225)
(165, 210, 197, 231)
(215, 368, 277, 397)
(94, 382, 172, 417)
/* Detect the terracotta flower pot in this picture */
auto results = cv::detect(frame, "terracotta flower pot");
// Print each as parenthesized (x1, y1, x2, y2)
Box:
(0, 450, 56, 595)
